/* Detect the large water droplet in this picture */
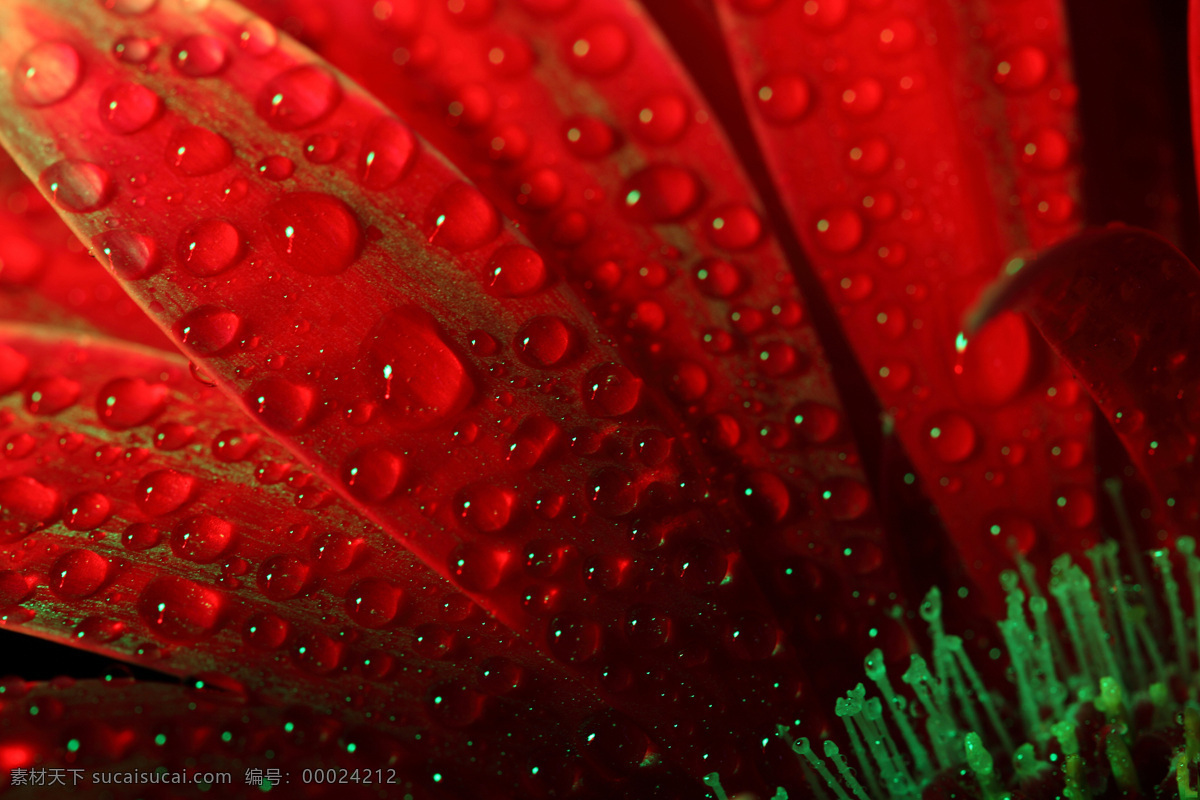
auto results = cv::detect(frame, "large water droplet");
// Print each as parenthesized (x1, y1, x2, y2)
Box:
(311, 530, 361, 574)
(342, 446, 405, 503)
(488, 244, 545, 297)
(427, 182, 500, 251)
(993, 45, 1049, 93)
(263, 192, 360, 276)
(171, 514, 234, 563)
(257, 554, 310, 600)
(457, 484, 515, 533)
(292, 631, 342, 674)
(256, 65, 340, 130)
(138, 577, 222, 640)
(633, 92, 689, 144)
(247, 377, 315, 432)
(622, 165, 702, 223)
(177, 219, 243, 276)
(49, 549, 108, 599)
(98, 81, 162, 134)
(819, 477, 870, 520)
(925, 412, 977, 463)
(0, 476, 59, 526)
(708, 204, 763, 250)
(95, 230, 158, 279)
(583, 364, 641, 417)
(516, 317, 575, 368)
(136, 469, 195, 516)
(448, 543, 507, 591)
(39, 161, 112, 213)
(0, 346, 28, 395)
(167, 125, 233, 175)
(362, 308, 473, 429)
(243, 611, 288, 649)
(25, 375, 80, 414)
(14, 42, 81, 106)
(813, 207, 864, 253)
(563, 114, 616, 158)
(801, 0, 850, 29)
(96, 377, 168, 429)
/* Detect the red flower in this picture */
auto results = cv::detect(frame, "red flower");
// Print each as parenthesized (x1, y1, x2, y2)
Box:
(0, 0, 1195, 797)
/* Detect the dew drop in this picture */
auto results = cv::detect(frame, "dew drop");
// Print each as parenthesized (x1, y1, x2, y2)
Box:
(311, 530, 361, 574)
(547, 615, 601, 663)
(0, 347, 28, 395)
(39, 161, 112, 213)
(840, 77, 884, 116)
(819, 477, 871, 520)
(4, 433, 35, 460)
(342, 446, 405, 503)
(622, 165, 702, 223)
(925, 412, 977, 463)
(583, 364, 641, 417)
(112, 35, 156, 64)
(176, 305, 241, 354)
(14, 42, 81, 107)
(99, 0, 158, 13)
(177, 219, 243, 276)
(457, 484, 516, 533)
(171, 514, 234, 563)
(136, 469, 196, 516)
(25, 376, 80, 415)
(993, 45, 1049, 93)
(516, 317, 575, 368)
(304, 133, 341, 164)
(64, 491, 111, 532)
(692, 258, 743, 298)
(257, 554, 311, 600)
(563, 115, 616, 159)
(96, 377, 168, 430)
(256, 154, 294, 180)
(122, 522, 160, 550)
(1021, 127, 1071, 171)
(878, 18, 919, 56)
(790, 401, 840, 443)
(243, 611, 287, 649)
(488, 244, 545, 297)
(414, 623, 457, 659)
(755, 73, 810, 123)
(172, 35, 228, 76)
(362, 308, 473, 429)
(263, 192, 360, 276)
(358, 118, 416, 189)
(239, 17, 279, 56)
(345, 578, 402, 628)
(633, 92, 689, 144)
(257, 65, 341, 130)
(167, 126, 233, 176)
(801, 0, 850, 29)
(567, 22, 630, 76)
(448, 543, 507, 591)
(708, 204, 763, 250)
(212, 429, 259, 462)
(98, 82, 162, 134)
(427, 182, 500, 251)
(247, 377, 315, 432)
(49, 549, 108, 599)
(292, 631, 341, 674)
(138, 577, 222, 640)
(813, 207, 864, 254)
(508, 416, 561, 469)
(0, 571, 32, 606)
(0, 476, 59, 525)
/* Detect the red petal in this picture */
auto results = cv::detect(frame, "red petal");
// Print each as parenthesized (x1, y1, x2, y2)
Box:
(716, 0, 1097, 603)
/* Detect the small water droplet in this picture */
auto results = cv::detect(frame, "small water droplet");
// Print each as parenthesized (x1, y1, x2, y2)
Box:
(790, 401, 840, 443)
(246, 377, 315, 432)
(256, 154, 294, 180)
(112, 35, 156, 63)
(291, 630, 342, 674)
(427, 182, 500, 251)
(516, 317, 575, 368)
(567, 21, 630, 76)
(64, 491, 111, 532)
(99, 0, 158, 14)
(345, 578, 402, 628)
(924, 412, 977, 463)
(583, 364, 641, 417)
(633, 92, 689, 144)
(25, 375, 80, 415)
(176, 305, 241, 354)
(993, 45, 1049, 93)
(257, 554, 311, 600)
(122, 522, 160, 550)
(167, 125, 233, 175)
(800, 0, 850, 29)
(136, 469, 195, 516)
(563, 114, 616, 158)
(755, 73, 810, 123)
(243, 611, 287, 649)
(96, 377, 168, 429)
(487, 244, 545, 297)
(819, 477, 871, 520)
(813, 207, 864, 253)
(171, 514, 234, 563)
(621, 165, 702, 223)
(708, 204, 763, 250)
(238, 17, 279, 56)
(840, 77, 884, 116)
(448, 543, 507, 591)
(49, 549, 108, 599)
(139, 577, 223, 640)
(342, 446, 405, 503)
(457, 484, 515, 533)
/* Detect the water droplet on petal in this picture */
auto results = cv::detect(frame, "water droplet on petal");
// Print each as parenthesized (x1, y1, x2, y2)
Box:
(516, 317, 575, 368)
(262, 192, 360, 276)
(488, 244, 545, 297)
(840, 77, 884, 116)
(239, 18, 279, 56)
(924, 412, 977, 463)
(819, 477, 870, 520)
(256, 154, 294, 180)
(93, 229, 158, 280)
(95, 377, 167, 430)
(548, 615, 601, 663)
(633, 92, 689, 144)
(755, 73, 810, 123)
(99, 0, 158, 14)
(49, 549, 108, 599)
(14, 42, 81, 106)
(176, 305, 241, 354)
(40, 161, 112, 213)
(362, 308, 473, 428)
(0, 476, 59, 525)
(122, 522, 161, 550)
(708, 204, 763, 250)
(427, 182, 500, 251)
(172, 35, 228, 76)
(257, 554, 310, 600)
(448, 543, 507, 591)
(25, 375, 80, 415)
(800, 0, 850, 30)
(246, 377, 315, 432)
(167, 125, 233, 175)
(98, 81, 162, 134)
(212, 429, 259, 462)
(257, 65, 340, 130)
(0, 570, 32, 606)
(136, 469, 196, 516)
(790, 401, 840, 443)
(112, 35, 156, 63)
(177, 219, 243, 276)
(1053, 487, 1095, 529)
(345, 578, 402, 628)
(813, 208, 864, 254)
(243, 611, 287, 649)
(342, 446, 405, 503)
(138, 577, 223, 641)
(993, 45, 1049, 93)
(358, 118, 416, 189)
(583, 364, 641, 417)
(563, 115, 616, 158)
(171, 514, 234, 563)
(567, 22, 630, 76)
(622, 165, 702, 223)
(457, 484, 515, 532)
(1021, 127, 1070, 171)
